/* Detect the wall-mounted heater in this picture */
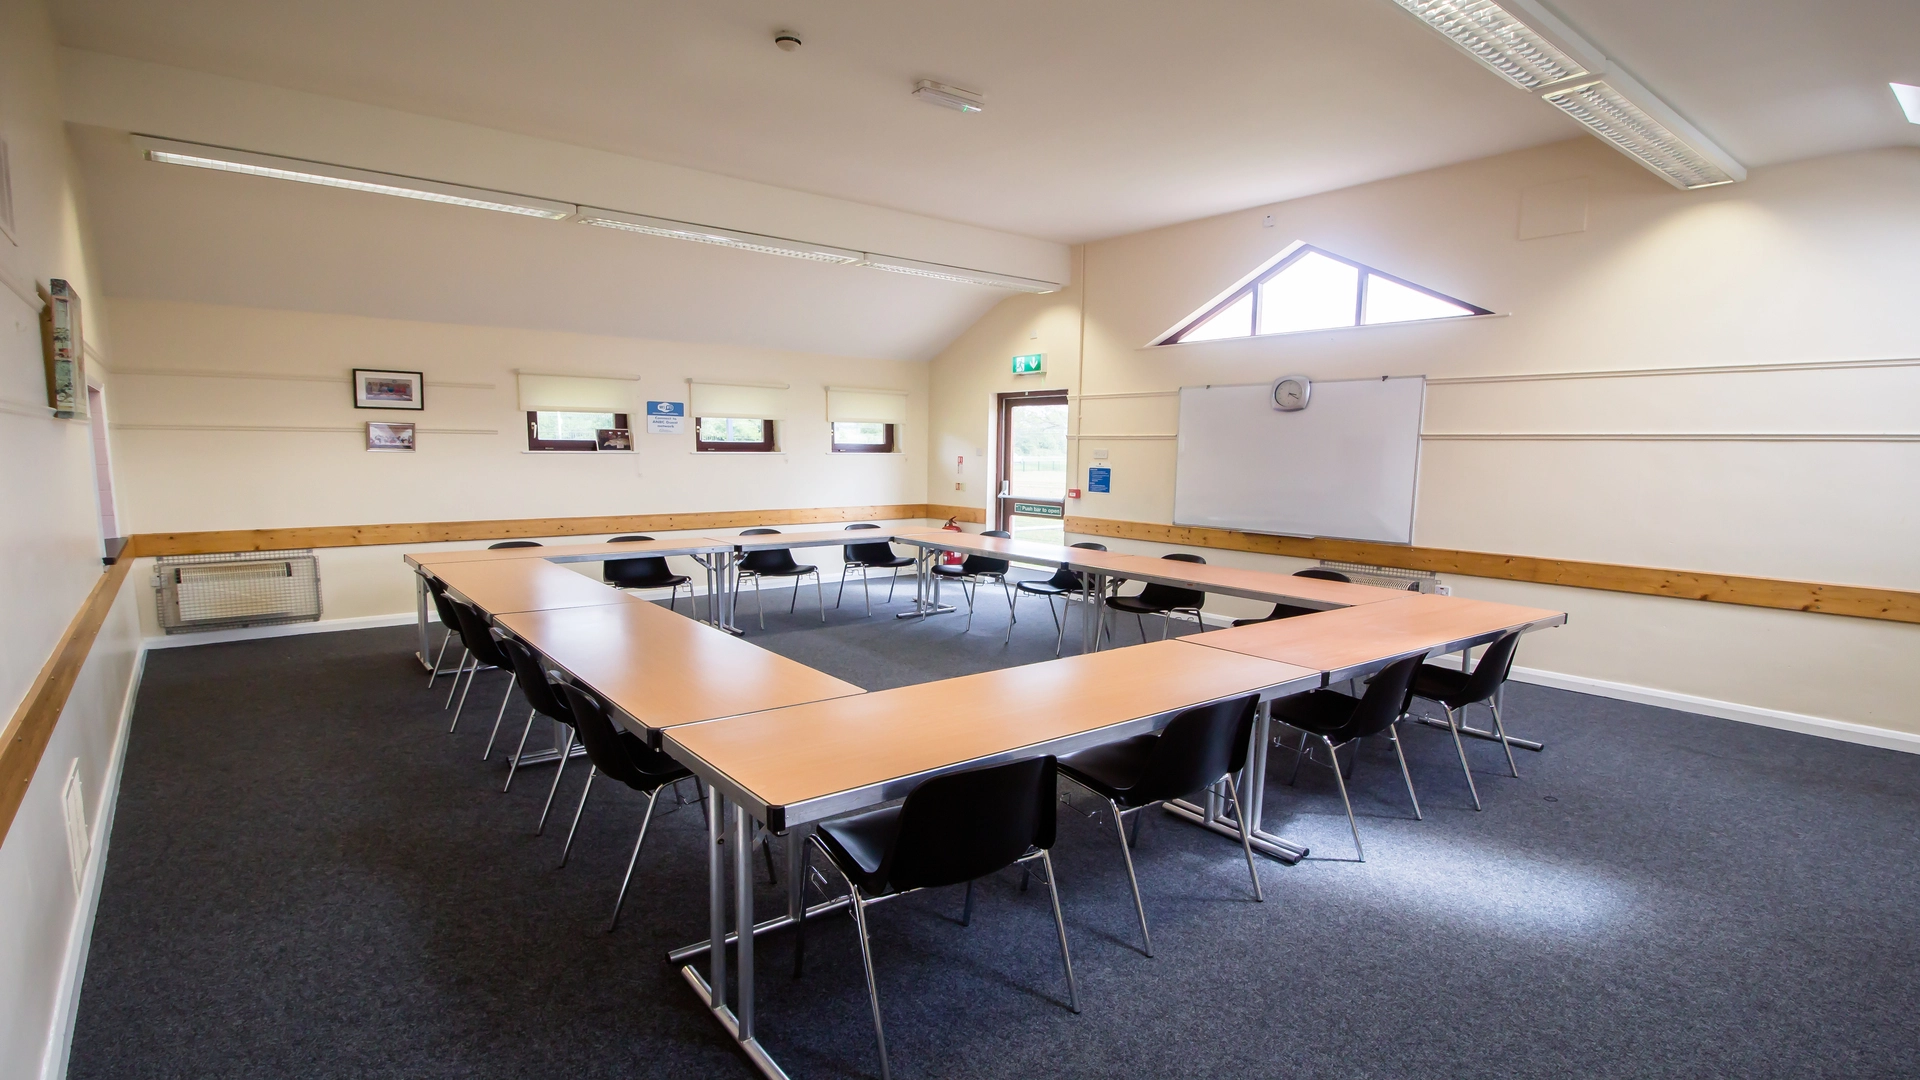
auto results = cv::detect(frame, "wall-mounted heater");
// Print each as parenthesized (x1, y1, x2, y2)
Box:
(1317, 561, 1444, 594)
(153, 550, 322, 634)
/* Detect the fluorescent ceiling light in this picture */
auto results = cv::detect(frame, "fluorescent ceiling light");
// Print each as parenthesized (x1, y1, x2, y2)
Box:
(857, 254, 1057, 293)
(1894, 83, 1920, 125)
(1384, 0, 1744, 189)
(913, 80, 985, 113)
(575, 208, 862, 263)
(131, 135, 574, 219)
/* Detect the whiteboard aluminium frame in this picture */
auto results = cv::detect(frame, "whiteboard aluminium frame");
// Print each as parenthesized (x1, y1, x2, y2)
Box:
(1170, 375, 1426, 546)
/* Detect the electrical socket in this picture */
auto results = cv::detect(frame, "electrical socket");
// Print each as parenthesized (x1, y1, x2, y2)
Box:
(954, 482, 964, 491)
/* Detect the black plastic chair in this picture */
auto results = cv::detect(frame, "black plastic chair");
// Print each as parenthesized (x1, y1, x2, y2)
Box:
(446, 600, 516, 737)
(1056, 695, 1262, 956)
(556, 683, 696, 931)
(492, 636, 587, 836)
(488, 540, 543, 549)
(1012, 541, 1108, 654)
(1272, 652, 1427, 860)
(931, 529, 1015, 633)
(735, 528, 824, 630)
(1410, 630, 1526, 803)
(426, 578, 467, 692)
(603, 535, 692, 614)
(797, 756, 1076, 1080)
(837, 524, 914, 616)
(1232, 567, 1352, 626)
(1104, 552, 1207, 644)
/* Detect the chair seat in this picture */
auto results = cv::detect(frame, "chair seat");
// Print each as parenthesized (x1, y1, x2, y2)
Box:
(852, 555, 914, 569)
(816, 803, 903, 894)
(612, 572, 690, 591)
(931, 563, 973, 577)
(1107, 595, 1180, 615)
(1056, 732, 1162, 805)
(746, 564, 817, 578)
(1410, 663, 1478, 706)
(1231, 603, 1316, 627)
(1270, 688, 1367, 737)
(1016, 580, 1074, 597)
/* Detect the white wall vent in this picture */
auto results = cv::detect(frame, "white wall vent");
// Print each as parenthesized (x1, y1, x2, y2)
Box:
(1318, 560, 1443, 594)
(153, 549, 322, 633)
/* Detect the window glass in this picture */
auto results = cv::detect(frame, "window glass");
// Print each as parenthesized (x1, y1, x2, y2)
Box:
(832, 422, 888, 445)
(1181, 293, 1254, 342)
(535, 412, 617, 441)
(1363, 274, 1478, 324)
(1257, 252, 1359, 335)
(698, 417, 766, 443)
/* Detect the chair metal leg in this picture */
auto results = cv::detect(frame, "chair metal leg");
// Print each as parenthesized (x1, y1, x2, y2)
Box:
(836, 566, 851, 608)
(559, 766, 597, 867)
(961, 879, 975, 926)
(1324, 735, 1365, 861)
(426, 628, 453, 688)
(863, 567, 872, 617)
(1223, 774, 1263, 902)
(504, 706, 537, 791)
(1287, 730, 1309, 785)
(789, 575, 801, 613)
(1488, 700, 1520, 778)
(1052, 597, 1069, 657)
(1108, 799, 1153, 957)
(607, 788, 660, 932)
(443, 647, 469, 708)
(752, 574, 765, 630)
(535, 728, 576, 834)
(481, 671, 518, 760)
(886, 568, 899, 603)
(448, 655, 478, 732)
(848, 886, 892, 1080)
(1445, 706, 1483, 811)
(1389, 722, 1423, 820)
(1039, 849, 1080, 1013)
(964, 577, 977, 632)
(816, 570, 826, 622)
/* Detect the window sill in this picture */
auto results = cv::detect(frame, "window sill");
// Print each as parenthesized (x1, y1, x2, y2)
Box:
(521, 449, 634, 455)
(828, 451, 906, 456)
(690, 450, 787, 456)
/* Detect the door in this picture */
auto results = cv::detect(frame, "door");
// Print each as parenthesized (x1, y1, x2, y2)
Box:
(996, 390, 1069, 545)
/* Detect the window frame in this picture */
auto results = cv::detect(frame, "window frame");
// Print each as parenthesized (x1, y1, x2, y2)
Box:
(694, 416, 778, 453)
(1159, 244, 1491, 346)
(830, 421, 897, 454)
(526, 410, 629, 452)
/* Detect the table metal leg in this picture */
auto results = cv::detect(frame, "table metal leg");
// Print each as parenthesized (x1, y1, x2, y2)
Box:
(895, 543, 955, 619)
(675, 789, 791, 1080)
(414, 573, 432, 670)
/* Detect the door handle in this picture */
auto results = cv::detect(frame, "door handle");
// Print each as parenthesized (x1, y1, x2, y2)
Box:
(1000, 480, 1010, 497)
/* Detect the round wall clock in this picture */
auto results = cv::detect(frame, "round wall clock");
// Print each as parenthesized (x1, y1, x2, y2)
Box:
(1271, 375, 1311, 411)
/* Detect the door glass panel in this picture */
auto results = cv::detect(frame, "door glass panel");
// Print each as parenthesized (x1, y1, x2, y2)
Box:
(1008, 403, 1068, 500)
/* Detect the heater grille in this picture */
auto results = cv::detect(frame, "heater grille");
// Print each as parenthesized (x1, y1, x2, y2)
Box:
(1317, 561, 1443, 594)
(153, 550, 322, 633)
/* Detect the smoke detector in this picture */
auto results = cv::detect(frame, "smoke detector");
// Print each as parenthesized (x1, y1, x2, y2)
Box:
(774, 32, 801, 52)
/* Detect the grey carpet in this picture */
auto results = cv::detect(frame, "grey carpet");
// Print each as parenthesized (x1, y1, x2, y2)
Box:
(69, 580, 1920, 1079)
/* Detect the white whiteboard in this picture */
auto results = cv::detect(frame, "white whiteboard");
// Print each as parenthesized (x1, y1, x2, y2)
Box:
(1173, 376, 1425, 544)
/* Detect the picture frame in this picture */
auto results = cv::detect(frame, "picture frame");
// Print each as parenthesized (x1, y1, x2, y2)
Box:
(595, 427, 633, 451)
(353, 368, 425, 410)
(38, 279, 85, 419)
(366, 421, 416, 452)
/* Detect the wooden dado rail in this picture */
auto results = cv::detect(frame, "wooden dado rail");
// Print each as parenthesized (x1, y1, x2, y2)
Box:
(8, 501, 1914, 844)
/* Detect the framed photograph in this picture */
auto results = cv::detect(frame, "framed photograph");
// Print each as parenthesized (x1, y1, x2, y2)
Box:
(353, 368, 424, 410)
(595, 427, 633, 451)
(366, 421, 416, 452)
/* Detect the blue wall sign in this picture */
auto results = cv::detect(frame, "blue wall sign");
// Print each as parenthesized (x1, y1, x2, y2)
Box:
(1088, 465, 1111, 493)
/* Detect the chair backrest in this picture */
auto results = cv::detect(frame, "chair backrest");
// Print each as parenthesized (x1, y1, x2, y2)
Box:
(960, 529, 1012, 576)
(489, 540, 542, 549)
(739, 528, 801, 574)
(842, 523, 896, 565)
(449, 600, 511, 669)
(1457, 630, 1522, 704)
(1124, 694, 1259, 805)
(1294, 567, 1351, 583)
(427, 579, 464, 633)
(1339, 652, 1428, 740)
(884, 756, 1057, 891)
(604, 535, 671, 587)
(1137, 552, 1206, 609)
(556, 683, 688, 790)
(1041, 541, 1109, 591)
(496, 635, 573, 724)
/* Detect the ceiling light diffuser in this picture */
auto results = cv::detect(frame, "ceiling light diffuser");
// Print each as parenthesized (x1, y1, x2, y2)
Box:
(1894, 83, 1920, 125)
(132, 136, 574, 218)
(1383, 0, 1744, 189)
(576, 208, 862, 263)
(912, 80, 985, 114)
(856, 254, 1058, 293)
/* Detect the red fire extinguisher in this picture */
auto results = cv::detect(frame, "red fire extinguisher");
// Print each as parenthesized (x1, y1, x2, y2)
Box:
(939, 517, 966, 566)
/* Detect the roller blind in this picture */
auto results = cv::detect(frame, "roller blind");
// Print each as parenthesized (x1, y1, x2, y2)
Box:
(690, 380, 788, 419)
(825, 387, 908, 425)
(517, 373, 635, 413)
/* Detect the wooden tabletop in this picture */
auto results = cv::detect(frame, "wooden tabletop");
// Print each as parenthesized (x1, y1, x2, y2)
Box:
(422, 558, 642, 616)
(404, 537, 731, 570)
(1188, 593, 1568, 682)
(890, 529, 1080, 567)
(665, 639, 1318, 829)
(495, 603, 864, 742)
(1067, 549, 1410, 609)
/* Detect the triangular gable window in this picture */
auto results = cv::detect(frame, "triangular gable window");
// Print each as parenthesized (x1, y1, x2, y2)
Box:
(1154, 243, 1489, 345)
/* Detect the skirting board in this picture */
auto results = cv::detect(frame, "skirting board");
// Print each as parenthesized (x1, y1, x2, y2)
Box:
(41, 646, 146, 1080)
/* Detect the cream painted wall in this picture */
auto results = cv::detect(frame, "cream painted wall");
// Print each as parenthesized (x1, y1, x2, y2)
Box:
(927, 138, 1920, 736)
(0, 0, 145, 1077)
(105, 299, 932, 633)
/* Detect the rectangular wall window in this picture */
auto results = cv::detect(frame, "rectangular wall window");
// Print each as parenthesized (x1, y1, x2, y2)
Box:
(695, 417, 777, 452)
(831, 421, 895, 453)
(527, 411, 628, 452)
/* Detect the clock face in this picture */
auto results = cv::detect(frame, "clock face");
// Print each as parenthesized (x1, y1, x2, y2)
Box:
(1272, 376, 1311, 411)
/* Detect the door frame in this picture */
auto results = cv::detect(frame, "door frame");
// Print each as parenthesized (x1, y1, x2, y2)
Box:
(994, 389, 1070, 533)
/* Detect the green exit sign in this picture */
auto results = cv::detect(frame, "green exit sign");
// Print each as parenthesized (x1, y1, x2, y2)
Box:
(1011, 353, 1046, 376)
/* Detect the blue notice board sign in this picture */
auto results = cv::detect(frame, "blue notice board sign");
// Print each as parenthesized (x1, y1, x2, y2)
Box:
(1088, 465, 1111, 493)
(645, 400, 686, 434)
